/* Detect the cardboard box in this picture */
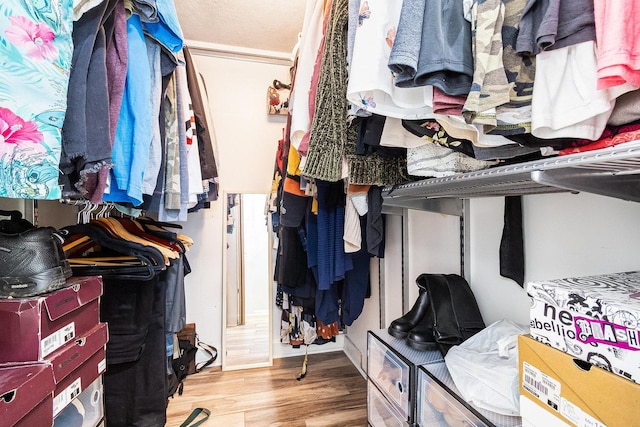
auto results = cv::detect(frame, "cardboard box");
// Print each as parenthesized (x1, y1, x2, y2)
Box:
(0, 276, 103, 363)
(47, 322, 108, 385)
(0, 362, 55, 427)
(527, 271, 640, 384)
(52, 345, 106, 417)
(518, 334, 640, 427)
(520, 395, 570, 427)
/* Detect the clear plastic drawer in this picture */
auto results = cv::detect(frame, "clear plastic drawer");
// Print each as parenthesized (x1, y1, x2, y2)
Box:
(368, 332, 411, 417)
(368, 380, 409, 427)
(418, 363, 522, 427)
(54, 376, 104, 427)
(367, 329, 444, 422)
(417, 365, 490, 427)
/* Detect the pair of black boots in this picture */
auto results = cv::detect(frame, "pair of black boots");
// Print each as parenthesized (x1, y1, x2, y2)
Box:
(388, 273, 486, 355)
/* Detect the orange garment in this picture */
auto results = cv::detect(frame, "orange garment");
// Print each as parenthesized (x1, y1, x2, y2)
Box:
(283, 176, 307, 197)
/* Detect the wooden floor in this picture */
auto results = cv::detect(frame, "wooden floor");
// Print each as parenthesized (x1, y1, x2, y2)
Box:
(166, 351, 368, 427)
(225, 314, 271, 368)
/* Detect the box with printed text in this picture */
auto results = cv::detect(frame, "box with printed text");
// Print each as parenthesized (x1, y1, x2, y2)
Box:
(0, 276, 102, 363)
(0, 362, 55, 427)
(518, 334, 640, 427)
(527, 271, 640, 384)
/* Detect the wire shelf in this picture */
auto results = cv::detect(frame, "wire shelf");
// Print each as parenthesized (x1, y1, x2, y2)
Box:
(383, 142, 640, 205)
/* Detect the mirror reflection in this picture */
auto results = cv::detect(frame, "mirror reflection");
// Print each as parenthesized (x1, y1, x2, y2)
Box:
(223, 193, 272, 370)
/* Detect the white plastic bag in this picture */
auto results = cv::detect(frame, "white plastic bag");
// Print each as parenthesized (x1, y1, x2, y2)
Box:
(444, 319, 528, 416)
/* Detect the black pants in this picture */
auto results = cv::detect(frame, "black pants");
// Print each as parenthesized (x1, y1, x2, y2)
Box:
(102, 273, 168, 426)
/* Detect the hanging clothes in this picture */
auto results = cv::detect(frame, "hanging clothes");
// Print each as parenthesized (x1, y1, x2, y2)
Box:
(289, 0, 328, 151)
(60, 0, 117, 202)
(346, 0, 434, 120)
(594, 0, 640, 90)
(0, 0, 75, 199)
(389, 0, 473, 95)
(103, 12, 151, 206)
(302, 0, 349, 182)
(182, 47, 219, 193)
(62, 218, 192, 426)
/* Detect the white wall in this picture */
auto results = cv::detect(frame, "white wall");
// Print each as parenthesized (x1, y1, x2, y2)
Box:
(469, 192, 640, 326)
(406, 210, 461, 304)
(182, 54, 290, 366)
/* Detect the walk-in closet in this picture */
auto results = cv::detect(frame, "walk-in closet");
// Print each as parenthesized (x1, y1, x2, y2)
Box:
(0, 0, 639, 426)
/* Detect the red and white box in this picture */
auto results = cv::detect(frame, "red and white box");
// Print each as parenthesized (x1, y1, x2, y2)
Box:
(48, 322, 108, 387)
(0, 362, 55, 427)
(0, 276, 102, 363)
(52, 344, 106, 417)
(527, 270, 640, 384)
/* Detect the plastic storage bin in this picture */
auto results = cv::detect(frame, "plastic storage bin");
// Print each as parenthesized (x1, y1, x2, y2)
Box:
(367, 329, 443, 423)
(417, 363, 522, 427)
(368, 380, 408, 427)
(54, 376, 104, 427)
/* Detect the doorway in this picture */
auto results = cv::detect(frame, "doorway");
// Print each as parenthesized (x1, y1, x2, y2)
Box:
(222, 193, 273, 370)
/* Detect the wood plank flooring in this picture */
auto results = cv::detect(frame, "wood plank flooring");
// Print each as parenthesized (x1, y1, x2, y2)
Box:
(166, 351, 368, 427)
(225, 314, 271, 368)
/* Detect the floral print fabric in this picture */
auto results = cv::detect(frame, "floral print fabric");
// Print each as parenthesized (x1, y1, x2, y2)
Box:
(0, 0, 73, 199)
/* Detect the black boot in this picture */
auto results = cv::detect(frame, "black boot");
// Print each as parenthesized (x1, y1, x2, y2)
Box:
(388, 288, 429, 339)
(406, 307, 436, 351)
(407, 275, 445, 352)
(407, 273, 485, 355)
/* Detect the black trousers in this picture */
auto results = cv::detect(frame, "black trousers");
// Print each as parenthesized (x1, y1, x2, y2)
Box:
(102, 273, 168, 427)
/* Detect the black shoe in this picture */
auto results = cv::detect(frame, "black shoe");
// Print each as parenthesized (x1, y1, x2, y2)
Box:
(408, 273, 485, 355)
(0, 210, 34, 234)
(406, 308, 436, 351)
(0, 227, 72, 298)
(388, 288, 430, 339)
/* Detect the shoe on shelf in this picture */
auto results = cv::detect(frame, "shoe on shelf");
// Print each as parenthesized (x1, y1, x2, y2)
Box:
(0, 210, 34, 234)
(406, 308, 437, 351)
(388, 287, 430, 339)
(0, 227, 72, 298)
(407, 273, 485, 355)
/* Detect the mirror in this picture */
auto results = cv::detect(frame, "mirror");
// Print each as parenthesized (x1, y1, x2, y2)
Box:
(222, 193, 273, 370)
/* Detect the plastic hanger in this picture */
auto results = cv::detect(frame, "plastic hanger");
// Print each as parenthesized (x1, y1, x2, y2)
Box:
(92, 218, 178, 264)
(114, 218, 183, 253)
(62, 224, 166, 280)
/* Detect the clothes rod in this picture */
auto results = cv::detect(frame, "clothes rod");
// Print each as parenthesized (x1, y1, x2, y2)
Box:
(185, 40, 294, 66)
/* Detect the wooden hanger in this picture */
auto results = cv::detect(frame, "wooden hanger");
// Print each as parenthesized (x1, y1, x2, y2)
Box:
(92, 218, 178, 264)
(115, 218, 183, 253)
(62, 223, 167, 279)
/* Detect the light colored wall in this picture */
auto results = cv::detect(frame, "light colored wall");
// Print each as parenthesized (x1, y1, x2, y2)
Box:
(469, 192, 640, 327)
(181, 54, 290, 365)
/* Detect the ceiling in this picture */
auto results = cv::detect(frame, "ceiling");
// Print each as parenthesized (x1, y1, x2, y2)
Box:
(175, 0, 308, 55)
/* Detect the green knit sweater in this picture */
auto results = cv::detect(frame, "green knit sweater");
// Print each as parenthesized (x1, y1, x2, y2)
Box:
(302, 0, 407, 187)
